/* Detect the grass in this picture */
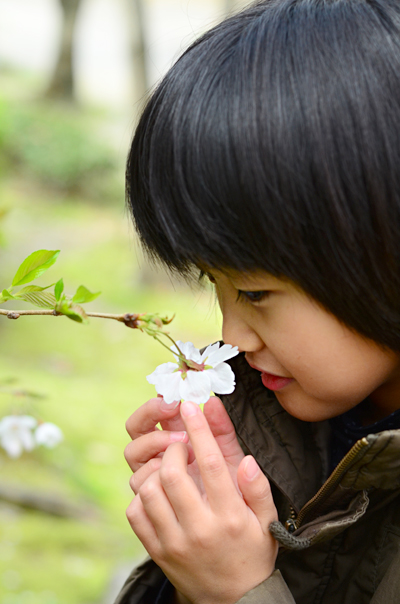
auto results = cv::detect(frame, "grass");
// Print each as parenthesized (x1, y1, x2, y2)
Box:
(0, 177, 221, 603)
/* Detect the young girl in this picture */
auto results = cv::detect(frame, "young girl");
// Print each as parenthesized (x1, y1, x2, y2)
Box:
(115, 1, 400, 602)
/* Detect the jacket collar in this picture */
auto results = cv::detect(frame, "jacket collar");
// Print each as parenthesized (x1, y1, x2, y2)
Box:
(220, 353, 400, 512)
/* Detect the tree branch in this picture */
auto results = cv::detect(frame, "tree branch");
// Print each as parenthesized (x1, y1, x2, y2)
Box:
(0, 482, 98, 519)
(0, 309, 141, 328)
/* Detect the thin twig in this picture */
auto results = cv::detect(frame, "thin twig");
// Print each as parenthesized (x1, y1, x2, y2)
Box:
(0, 308, 141, 327)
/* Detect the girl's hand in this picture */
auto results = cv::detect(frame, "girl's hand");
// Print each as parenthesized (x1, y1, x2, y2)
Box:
(126, 401, 279, 604)
(125, 396, 244, 494)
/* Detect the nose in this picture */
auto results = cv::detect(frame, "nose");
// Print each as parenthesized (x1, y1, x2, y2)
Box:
(221, 307, 264, 353)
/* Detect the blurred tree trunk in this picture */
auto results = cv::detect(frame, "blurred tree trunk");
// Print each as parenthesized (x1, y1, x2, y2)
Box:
(225, 0, 237, 16)
(45, 0, 82, 102)
(130, 0, 150, 105)
(0, 482, 97, 519)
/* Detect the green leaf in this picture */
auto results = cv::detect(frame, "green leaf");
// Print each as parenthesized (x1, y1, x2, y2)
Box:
(72, 285, 101, 304)
(12, 250, 60, 287)
(57, 300, 88, 324)
(54, 279, 64, 301)
(17, 291, 57, 309)
(14, 285, 53, 296)
(1, 289, 17, 301)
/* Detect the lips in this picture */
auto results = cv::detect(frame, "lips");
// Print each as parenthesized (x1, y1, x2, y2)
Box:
(246, 360, 294, 391)
(260, 372, 294, 391)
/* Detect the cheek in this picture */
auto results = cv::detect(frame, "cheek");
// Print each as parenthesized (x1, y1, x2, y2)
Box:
(286, 335, 397, 404)
(266, 311, 389, 401)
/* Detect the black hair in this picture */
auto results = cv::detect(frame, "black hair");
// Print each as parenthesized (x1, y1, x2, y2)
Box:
(126, 0, 400, 352)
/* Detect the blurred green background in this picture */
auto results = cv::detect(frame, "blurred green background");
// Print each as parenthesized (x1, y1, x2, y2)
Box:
(0, 0, 250, 601)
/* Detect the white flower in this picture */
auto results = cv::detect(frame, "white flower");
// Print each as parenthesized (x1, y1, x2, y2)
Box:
(35, 422, 64, 448)
(0, 415, 37, 458)
(147, 341, 239, 405)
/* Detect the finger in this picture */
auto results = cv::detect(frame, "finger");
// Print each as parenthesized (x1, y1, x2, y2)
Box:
(159, 406, 186, 432)
(126, 495, 160, 557)
(124, 430, 189, 471)
(126, 397, 181, 439)
(180, 401, 238, 512)
(129, 457, 162, 493)
(159, 442, 204, 526)
(139, 471, 180, 540)
(237, 456, 278, 531)
(157, 394, 185, 431)
(128, 445, 198, 495)
(204, 397, 244, 465)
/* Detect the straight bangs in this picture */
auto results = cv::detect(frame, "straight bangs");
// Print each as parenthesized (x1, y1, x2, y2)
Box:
(127, 0, 400, 351)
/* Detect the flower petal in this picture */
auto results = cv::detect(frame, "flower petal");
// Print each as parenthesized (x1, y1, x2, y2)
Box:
(207, 363, 236, 394)
(207, 344, 239, 367)
(35, 423, 64, 448)
(146, 362, 178, 385)
(151, 371, 183, 405)
(171, 341, 202, 363)
(1, 435, 23, 458)
(0, 415, 36, 434)
(199, 342, 221, 363)
(179, 370, 212, 405)
(19, 429, 36, 452)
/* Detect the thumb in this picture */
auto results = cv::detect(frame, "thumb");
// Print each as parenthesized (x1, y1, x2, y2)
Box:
(237, 456, 278, 530)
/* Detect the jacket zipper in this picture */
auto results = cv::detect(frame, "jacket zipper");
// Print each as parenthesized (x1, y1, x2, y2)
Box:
(285, 436, 370, 533)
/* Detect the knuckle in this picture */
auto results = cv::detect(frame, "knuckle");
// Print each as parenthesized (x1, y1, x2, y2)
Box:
(189, 526, 212, 550)
(139, 479, 159, 501)
(159, 463, 181, 488)
(125, 416, 133, 434)
(223, 514, 244, 537)
(124, 442, 138, 469)
(165, 540, 186, 560)
(131, 458, 162, 493)
(201, 452, 223, 476)
(123, 442, 132, 462)
(125, 414, 140, 438)
(126, 498, 141, 524)
(129, 474, 137, 493)
(148, 456, 162, 472)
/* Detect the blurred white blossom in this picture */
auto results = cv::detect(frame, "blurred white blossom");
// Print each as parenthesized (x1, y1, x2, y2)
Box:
(147, 341, 239, 405)
(0, 415, 37, 458)
(0, 415, 63, 458)
(35, 422, 64, 448)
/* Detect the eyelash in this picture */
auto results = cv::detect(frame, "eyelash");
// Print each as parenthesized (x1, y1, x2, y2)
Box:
(200, 271, 269, 305)
(236, 290, 270, 304)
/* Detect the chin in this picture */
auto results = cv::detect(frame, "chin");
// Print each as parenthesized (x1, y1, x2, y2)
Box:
(274, 392, 344, 423)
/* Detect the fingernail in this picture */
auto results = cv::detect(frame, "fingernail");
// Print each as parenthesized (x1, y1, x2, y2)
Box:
(170, 431, 187, 442)
(160, 399, 180, 410)
(244, 457, 260, 480)
(181, 401, 198, 417)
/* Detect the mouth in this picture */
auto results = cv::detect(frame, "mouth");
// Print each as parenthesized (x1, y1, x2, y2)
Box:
(246, 360, 294, 392)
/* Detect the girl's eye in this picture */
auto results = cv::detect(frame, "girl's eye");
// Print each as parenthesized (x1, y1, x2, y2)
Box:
(237, 290, 270, 303)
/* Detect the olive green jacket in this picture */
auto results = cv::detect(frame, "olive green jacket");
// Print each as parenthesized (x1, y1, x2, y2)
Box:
(114, 354, 400, 604)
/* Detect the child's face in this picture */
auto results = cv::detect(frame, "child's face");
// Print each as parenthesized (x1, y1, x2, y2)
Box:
(209, 269, 400, 422)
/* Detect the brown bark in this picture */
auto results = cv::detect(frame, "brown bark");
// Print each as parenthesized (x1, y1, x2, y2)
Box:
(45, 0, 82, 101)
(225, 0, 247, 16)
(225, 0, 237, 16)
(130, 0, 150, 105)
(0, 482, 97, 519)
